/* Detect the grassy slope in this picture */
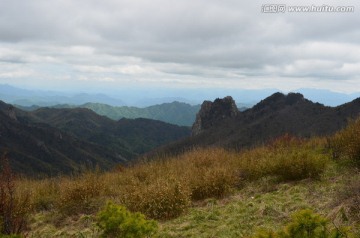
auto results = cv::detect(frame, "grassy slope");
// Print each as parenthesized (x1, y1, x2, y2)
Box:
(26, 164, 359, 237)
(20, 139, 359, 237)
(158, 165, 357, 237)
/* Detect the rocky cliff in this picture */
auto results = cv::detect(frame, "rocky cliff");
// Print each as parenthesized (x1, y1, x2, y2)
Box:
(192, 96, 238, 135)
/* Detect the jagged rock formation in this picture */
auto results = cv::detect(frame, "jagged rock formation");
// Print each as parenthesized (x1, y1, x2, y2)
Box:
(192, 96, 238, 136)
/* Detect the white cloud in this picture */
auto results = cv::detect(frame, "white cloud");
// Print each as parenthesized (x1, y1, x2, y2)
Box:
(0, 69, 35, 78)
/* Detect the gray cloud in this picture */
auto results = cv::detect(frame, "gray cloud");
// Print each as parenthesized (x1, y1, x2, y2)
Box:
(0, 0, 359, 92)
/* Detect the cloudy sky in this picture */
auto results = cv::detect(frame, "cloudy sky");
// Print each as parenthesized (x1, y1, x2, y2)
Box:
(0, 0, 360, 94)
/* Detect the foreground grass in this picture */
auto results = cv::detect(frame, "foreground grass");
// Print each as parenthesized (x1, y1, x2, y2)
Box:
(25, 163, 359, 237)
(158, 166, 358, 237)
(3, 135, 359, 237)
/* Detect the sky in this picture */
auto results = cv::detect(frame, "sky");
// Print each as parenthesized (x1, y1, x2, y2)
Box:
(0, 0, 360, 94)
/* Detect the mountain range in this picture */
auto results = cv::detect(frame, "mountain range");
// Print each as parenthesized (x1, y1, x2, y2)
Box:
(17, 102, 201, 127)
(2, 84, 360, 107)
(0, 101, 190, 176)
(152, 92, 360, 157)
(2, 91, 360, 176)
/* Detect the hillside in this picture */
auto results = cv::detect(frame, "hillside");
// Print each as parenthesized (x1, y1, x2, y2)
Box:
(30, 107, 191, 156)
(153, 92, 360, 156)
(80, 101, 200, 126)
(7, 126, 360, 237)
(0, 101, 190, 175)
(16, 101, 200, 127)
(0, 102, 122, 175)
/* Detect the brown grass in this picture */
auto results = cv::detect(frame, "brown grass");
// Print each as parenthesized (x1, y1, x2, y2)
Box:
(331, 172, 360, 225)
(331, 117, 360, 166)
(0, 153, 32, 235)
(19, 136, 330, 225)
(237, 136, 329, 182)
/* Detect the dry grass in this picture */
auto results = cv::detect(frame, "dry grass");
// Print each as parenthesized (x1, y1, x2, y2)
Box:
(331, 117, 360, 166)
(0, 153, 32, 236)
(331, 172, 360, 226)
(8, 134, 357, 237)
(20, 136, 330, 224)
(235, 136, 329, 182)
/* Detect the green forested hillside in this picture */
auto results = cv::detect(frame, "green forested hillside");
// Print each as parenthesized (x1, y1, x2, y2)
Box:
(79, 101, 200, 126)
(0, 101, 191, 175)
(16, 101, 200, 126)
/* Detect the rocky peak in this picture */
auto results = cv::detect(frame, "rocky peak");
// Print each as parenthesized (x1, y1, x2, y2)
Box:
(253, 92, 305, 111)
(192, 96, 238, 136)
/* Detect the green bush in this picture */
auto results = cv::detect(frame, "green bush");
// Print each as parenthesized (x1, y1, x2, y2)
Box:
(97, 202, 158, 238)
(252, 209, 354, 238)
(283, 209, 328, 238)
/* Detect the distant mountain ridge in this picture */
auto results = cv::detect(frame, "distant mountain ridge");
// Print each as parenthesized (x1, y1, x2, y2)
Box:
(0, 101, 190, 175)
(152, 92, 360, 156)
(2, 84, 360, 108)
(0, 84, 125, 107)
(17, 101, 200, 127)
(80, 101, 200, 126)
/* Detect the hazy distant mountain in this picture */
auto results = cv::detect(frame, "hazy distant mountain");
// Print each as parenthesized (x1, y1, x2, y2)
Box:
(79, 102, 200, 126)
(152, 92, 360, 156)
(0, 84, 125, 107)
(296, 88, 360, 107)
(16, 101, 200, 126)
(0, 101, 190, 175)
(2, 84, 359, 108)
(134, 97, 198, 107)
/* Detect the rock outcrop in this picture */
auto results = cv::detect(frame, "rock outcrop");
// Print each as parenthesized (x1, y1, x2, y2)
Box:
(192, 96, 238, 136)
(7, 106, 18, 121)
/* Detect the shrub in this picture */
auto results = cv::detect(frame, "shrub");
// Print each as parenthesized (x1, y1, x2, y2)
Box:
(283, 209, 328, 238)
(57, 172, 105, 215)
(189, 167, 235, 200)
(272, 148, 328, 181)
(180, 148, 238, 200)
(31, 179, 60, 211)
(123, 178, 191, 220)
(0, 153, 31, 236)
(237, 148, 273, 181)
(252, 209, 354, 238)
(97, 201, 158, 238)
(238, 145, 328, 182)
(331, 118, 360, 166)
